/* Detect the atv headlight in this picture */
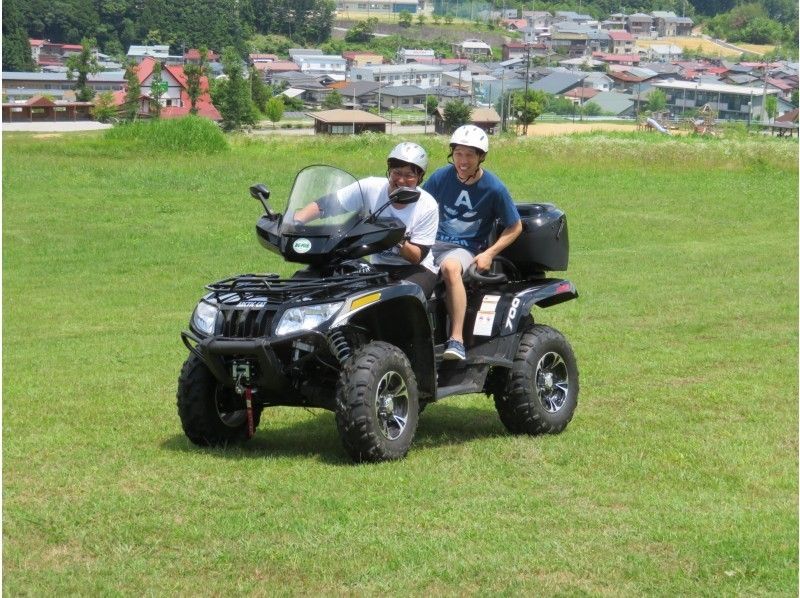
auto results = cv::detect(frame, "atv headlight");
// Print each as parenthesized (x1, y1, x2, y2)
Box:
(275, 302, 343, 336)
(192, 300, 219, 335)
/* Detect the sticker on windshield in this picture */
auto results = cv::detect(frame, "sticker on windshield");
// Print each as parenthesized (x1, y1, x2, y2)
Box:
(293, 238, 312, 254)
(473, 295, 501, 336)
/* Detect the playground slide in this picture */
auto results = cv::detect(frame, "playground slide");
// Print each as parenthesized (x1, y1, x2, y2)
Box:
(646, 117, 670, 135)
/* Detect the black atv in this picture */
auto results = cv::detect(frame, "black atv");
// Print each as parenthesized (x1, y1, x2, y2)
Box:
(177, 165, 579, 463)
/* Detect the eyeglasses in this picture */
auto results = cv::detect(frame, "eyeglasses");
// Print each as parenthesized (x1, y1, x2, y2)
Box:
(389, 168, 419, 181)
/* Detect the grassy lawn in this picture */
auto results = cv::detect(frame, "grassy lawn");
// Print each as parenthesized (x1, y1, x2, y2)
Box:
(3, 128, 797, 595)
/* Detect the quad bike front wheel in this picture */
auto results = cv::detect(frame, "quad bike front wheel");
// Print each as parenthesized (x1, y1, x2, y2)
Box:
(494, 324, 578, 435)
(335, 341, 420, 463)
(177, 353, 261, 446)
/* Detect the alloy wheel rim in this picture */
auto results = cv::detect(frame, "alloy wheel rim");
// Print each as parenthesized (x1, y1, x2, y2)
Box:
(374, 370, 409, 440)
(535, 351, 569, 413)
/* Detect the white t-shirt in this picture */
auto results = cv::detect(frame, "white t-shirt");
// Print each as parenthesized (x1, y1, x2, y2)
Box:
(337, 176, 439, 273)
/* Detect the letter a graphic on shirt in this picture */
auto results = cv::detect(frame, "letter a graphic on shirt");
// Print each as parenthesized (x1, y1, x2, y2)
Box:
(454, 190, 473, 210)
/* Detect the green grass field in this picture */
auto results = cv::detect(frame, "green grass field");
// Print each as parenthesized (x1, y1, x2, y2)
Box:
(3, 127, 798, 595)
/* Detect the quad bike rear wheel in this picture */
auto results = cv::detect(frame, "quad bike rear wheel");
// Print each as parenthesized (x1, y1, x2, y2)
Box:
(335, 341, 419, 463)
(177, 353, 261, 446)
(494, 324, 578, 435)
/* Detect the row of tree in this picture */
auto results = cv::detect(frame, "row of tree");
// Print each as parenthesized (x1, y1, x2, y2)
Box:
(2, 0, 336, 71)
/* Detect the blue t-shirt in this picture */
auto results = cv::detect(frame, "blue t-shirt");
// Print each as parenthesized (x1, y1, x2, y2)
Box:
(423, 165, 520, 253)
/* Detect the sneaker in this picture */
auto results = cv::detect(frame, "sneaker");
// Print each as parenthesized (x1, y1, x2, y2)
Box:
(443, 338, 466, 361)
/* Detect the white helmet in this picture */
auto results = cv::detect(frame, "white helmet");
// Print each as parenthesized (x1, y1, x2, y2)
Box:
(449, 124, 489, 154)
(387, 142, 428, 173)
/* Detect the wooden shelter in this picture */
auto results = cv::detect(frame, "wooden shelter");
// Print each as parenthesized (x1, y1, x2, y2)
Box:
(2, 95, 93, 123)
(307, 109, 392, 134)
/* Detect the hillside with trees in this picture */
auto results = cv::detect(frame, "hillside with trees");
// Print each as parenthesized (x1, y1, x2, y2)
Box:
(1, 0, 796, 71)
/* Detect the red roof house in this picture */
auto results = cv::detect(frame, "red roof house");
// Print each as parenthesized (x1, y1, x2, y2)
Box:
(115, 57, 221, 120)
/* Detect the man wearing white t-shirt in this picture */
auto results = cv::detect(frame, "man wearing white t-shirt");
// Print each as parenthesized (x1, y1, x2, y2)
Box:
(293, 142, 439, 297)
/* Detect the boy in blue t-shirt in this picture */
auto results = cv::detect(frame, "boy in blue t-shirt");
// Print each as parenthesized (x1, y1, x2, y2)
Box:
(423, 125, 522, 360)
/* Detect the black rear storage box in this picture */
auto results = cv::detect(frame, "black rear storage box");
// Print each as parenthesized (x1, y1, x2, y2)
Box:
(500, 203, 569, 273)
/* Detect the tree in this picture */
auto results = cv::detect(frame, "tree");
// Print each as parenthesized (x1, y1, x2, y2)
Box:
(442, 100, 472, 133)
(91, 91, 117, 123)
(425, 95, 439, 117)
(265, 96, 285, 128)
(512, 89, 546, 134)
(3, 0, 36, 71)
(250, 68, 270, 114)
(646, 89, 667, 114)
(215, 46, 256, 131)
(398, 11, 412, 28)
(184, 48, 208, 116)
(322, 89, 343, 109)
(66, 37, 102, 101)
(416, 13, 427, 26)
(149, 61, 167, 118)
(765, 94, 778, 122)
(123, 61, 141, 121)
(345, 18, 377, 43)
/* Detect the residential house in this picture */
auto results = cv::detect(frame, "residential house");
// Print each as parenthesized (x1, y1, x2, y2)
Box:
(549, 32, 589, 58)
(582, 71, 614, 91)
(253, 60, 301, 82)
(585, 90, 635, 115)
(293, 54, 347, 80)
(585, 30, 613, 54)
(272, 72, 334, 105)
(646, 44, 684, 62)
(397, 48, 435, 63)
(531, 72, 587, 95)
(377, 85, 427, 110)
(332, 80, 385, 108)
(554, 11, 594, 25)
(248, 53, 278, 66)
(342, 51, 383, 69)
(29, 39, 85, 69)
(350, 63, 443, 89)
(2, 70, 126, 102)
(334, 0, 422, 14)
(127, 45, 183, 64)
(626, 13, 653, 36)
(607, 30, 636, 54)
(186, 49, 220, 64)
(502, 42, 528, 61)
(651, 79, 780, 120)
(113, 56, 220, 120)
(602, 13, 627, 30)
(651, 12, 693, 37)
(452, 40, 492, 60)
(594, 52, 640, 66)
(307, 108, 392, 134)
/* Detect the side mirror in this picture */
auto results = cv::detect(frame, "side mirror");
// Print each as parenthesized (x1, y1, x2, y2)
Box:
(389, 186, 421, 205)
(249, 184, 275, 218)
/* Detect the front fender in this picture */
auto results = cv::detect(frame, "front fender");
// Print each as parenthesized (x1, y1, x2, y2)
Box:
(335, 281, 435, 401)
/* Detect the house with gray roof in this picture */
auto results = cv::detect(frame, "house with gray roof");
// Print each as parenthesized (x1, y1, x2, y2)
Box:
(626, 13, 653, 36)
(585, 90, 635, 115)
(377, 85, 428, 110)
(531, 72, 587, 95)
(2, 70, 126, 102)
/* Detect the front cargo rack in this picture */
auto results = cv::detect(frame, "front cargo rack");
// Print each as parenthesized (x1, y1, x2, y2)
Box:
(206, 271, 391, 303)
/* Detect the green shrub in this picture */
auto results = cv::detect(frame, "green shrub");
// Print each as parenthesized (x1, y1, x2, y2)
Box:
(103, 115, 228, 153)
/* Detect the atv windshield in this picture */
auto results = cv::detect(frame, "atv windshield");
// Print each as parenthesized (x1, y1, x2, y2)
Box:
(281, 165, 368, 236)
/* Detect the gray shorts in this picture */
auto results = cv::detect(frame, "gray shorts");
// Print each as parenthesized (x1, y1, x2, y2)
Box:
(432, 242, 475, 273)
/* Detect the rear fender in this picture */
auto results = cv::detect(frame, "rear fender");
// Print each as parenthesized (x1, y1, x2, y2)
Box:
(501, 279, 578, 335)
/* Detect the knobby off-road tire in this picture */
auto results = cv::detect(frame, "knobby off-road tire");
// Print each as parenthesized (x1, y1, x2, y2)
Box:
(494, 324, 578, 435)
(177, 353, 261, 446)
(335, 341, 420, 463)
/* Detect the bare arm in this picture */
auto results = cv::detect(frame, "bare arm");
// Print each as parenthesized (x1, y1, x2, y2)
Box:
(474, 220, 523, 271)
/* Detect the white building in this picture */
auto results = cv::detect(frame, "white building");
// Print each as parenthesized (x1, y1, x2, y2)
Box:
(335, 1, 429, 15)
(397, 48, 436, 63)
(293, 55, 347, 80)
(350, 63, 443, 89)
